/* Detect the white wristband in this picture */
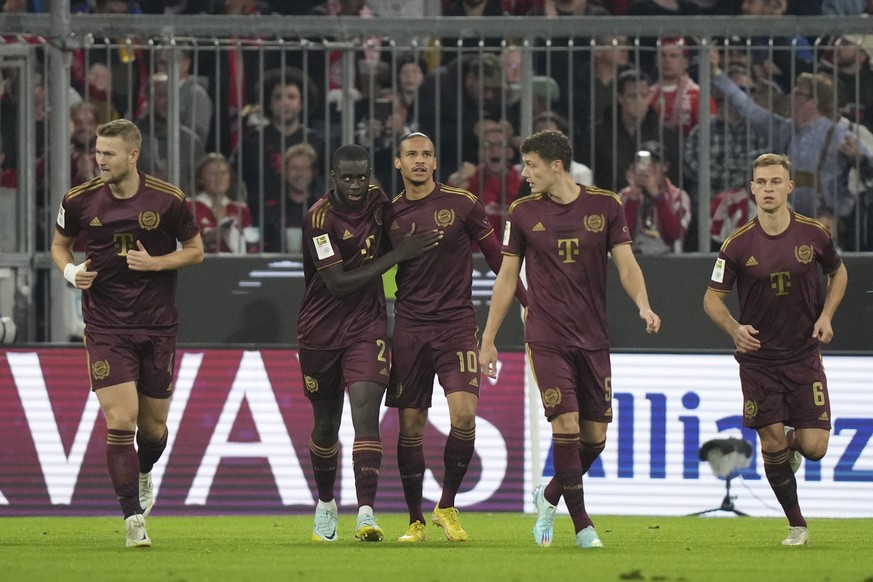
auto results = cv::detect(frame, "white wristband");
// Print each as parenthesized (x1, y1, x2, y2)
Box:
(63, 262, 85, 286)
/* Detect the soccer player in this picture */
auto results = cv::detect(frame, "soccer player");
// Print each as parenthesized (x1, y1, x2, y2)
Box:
(298, 144, 442, 543)
(386, 132, 526, 543)
(51, 119, 204, 547)
(704, 153, 848, 546)
(479, 129, 661, 549)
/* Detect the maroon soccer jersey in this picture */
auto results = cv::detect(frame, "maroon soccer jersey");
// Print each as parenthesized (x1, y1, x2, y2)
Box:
(56, 173, 199, 335)
(297, 185, 389, 349)
(708, 212, 842, 364)
(504, 186, 632, 350)
(383, 182, 494, 327)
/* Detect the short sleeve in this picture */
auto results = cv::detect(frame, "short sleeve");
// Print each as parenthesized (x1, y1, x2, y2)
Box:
(708, 250, 737, 292)
(607, 196, 633, 249)
(504, 206, 526, 257)
(305, 212, 343, 271)
(172, 197, 200, 242)
(55, 196, 80, 239)
(466, 196, 495, 242)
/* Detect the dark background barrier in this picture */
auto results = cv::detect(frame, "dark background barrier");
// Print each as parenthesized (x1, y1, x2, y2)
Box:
(178, 254, 873, 352)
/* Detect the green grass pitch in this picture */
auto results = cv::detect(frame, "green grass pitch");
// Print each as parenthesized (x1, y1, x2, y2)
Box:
(2, 514, 871, 581)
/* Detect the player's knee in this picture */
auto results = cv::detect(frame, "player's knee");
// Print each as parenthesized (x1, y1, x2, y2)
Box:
(450, 410, 477, 430)
(312, 417, 341, 442)
(803, 443, 827, 461)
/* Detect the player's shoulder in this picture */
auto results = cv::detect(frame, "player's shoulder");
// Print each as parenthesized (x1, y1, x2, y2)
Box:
(64, 177, 104, 202)
(143, 174, 186, 201)
(438, 182, 479, 204)
(583, 185, 623, 205)
(366, 184, 390, 206)
(305, 195, 333, 230)
(508, 193, 545, 214)
(719, 218, 758, 252)
(794, 213, 833, 238)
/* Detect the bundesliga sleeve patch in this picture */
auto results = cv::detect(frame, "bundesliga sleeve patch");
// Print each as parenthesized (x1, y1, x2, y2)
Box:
(710, 258, 725, 283)
(56, 205, 65, 228)
(503, 222, 511, 246)
(313, 234, 335, 260)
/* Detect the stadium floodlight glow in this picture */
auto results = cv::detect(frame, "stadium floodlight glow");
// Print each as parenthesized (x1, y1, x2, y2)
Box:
(691, 438, 753, 517)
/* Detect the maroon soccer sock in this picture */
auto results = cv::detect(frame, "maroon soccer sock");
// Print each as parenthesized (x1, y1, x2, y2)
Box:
(763, 448, 807, 527)
(579, 439, 606, 476)
(552, 432, 593, 533)
(352, 437, 383, 509)
(106, 429, 143, 518)
(397, 433, 426, 524)
(438, 425, 476, 509)
(136, 428, 168, 474)
(309, 436, 339, 503)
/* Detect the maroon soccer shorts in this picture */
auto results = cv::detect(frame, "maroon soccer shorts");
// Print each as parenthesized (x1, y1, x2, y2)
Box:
(527, 343, 613, 423)
(739, 349, 832, 430)
(386, 324, 481, 410)
(84, 332, 176, 399)
(298, 337, 389, 402)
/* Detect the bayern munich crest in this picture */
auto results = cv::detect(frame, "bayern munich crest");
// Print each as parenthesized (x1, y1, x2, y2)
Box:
(794, 244, 814, 264)
(584, 214, 605, 233)
(138, 211, 161, 231)
(434, 209, 456, 228)
(91, 360, 111, 380)
(542, 387, 562, 408)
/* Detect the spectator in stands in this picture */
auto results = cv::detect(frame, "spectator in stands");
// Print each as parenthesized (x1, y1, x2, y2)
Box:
(235, 67, 325, 252)
(591, 35, 631, 126)
(156, 44, 213, 145)
(712, 51, 873, 249)
(446, 119, 521, 236)
(739, 0, 815, 94)
(356, 89, 410, 193)
(618, 141, 691, 254)
(709, 186, 756, 251)
(191, 152, 257, 254)
(70, 102, 99, 186)
(684, 65, 767, 198)
(281, 143, 323, 253)
(627, 0, 702, 76)
(502, 45, 523, 113)
(417, 52, 504, 178)
(651, 36, 717, 138)
(823, 35, 873, 134)
(441, 0, 508, 63)
(396, 55, 425, 132)
(71, 0, 147, 120)
(135, 72, 206, 195)
(591, 68, 679, 192)
(527, 0, 610, 152)
(196, 0, 278, 155)
(821, 0, 870, 14)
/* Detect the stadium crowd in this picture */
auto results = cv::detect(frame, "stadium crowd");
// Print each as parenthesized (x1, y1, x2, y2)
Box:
(1, 0, 872, 256)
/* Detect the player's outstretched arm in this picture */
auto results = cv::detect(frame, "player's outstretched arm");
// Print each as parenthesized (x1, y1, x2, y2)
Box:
(611, 244, 660, 334)
(320, 225, 442, 298)
(127, 235, 205, 272)
(814, 262, 848, 343)
(480, 254, 522, 379)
